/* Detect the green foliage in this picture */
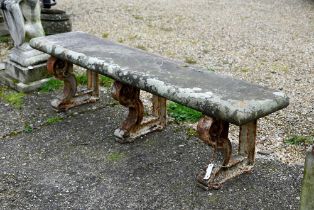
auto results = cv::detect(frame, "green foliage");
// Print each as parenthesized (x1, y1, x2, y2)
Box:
(186, 127, 198, 139)
(202, 49, 210, 54)
(128, 34, 139, 41)
(46, 116, 64, 125)
(207, 66, 215, 72)
(284, 135, 314, 146)
(23, 123, 33, 133)
(106, 152, 125, 162)
(271, 62, 289, 73)
(132, 14, 144, 20)
(160, 26, 173, 32)
(118, 37, 125, 43)
(76, 74, 88, 85)
(240, 67, 250, 73)
(100, 75, 113, 87)
(40, 79, 63, 92)
(0, 35, 10, 43)
(74, 73, 113, 87)
(0, 90, 25, 109)
(102, 32, 109, 39)
(136, 44, 147, 51)
(167, 102, 202, 123)
(185, 57, 197, 64)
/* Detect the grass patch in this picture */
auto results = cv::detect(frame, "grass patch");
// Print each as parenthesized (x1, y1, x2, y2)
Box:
(271, 63, 289, 73)
(202, 49, 210, 54)
(40, 79, 63, 92)
(0, 91, 25, 109)
(106, 152, 126, 162)
(45, 116, 64, 125)
(0, 35, 10, 43)
(167, 102, 202, 123)
(185, 57, 197, 64)
(160, 26, 173, 32)
(128, 34, 139, 41)
(118, 37, 124, 43)
(75, 74, 113, 87)
(23, 123, 33, 133)
(100, 75, 114, 87)
(132, 14, 144, 20)
(136, 44, 147, 51)
(102, 32, 109, 39)
(240, 67, 250, 73)
(186, 127, 198, 139)
(207, 67, 215, 72)
(284, 135, 314, 146)
(76, 74, 88, 85)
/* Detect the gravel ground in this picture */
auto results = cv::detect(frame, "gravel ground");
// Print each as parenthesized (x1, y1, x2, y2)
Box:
(55, 0, 313, 165)
(1, 0, 313, 164)
(0, 90, 303, 209)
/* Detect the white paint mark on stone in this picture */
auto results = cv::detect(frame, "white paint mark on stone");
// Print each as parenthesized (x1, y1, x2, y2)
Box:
(192, 87, 202, 91)
(273, 92, 286, 97)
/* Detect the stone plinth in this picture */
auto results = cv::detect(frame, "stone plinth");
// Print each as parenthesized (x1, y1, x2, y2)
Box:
(0, 43, 50, 92)
(41, 9, 72, 35)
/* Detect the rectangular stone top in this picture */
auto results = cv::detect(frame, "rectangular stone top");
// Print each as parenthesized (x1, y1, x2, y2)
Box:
(30, 32, 289, 125)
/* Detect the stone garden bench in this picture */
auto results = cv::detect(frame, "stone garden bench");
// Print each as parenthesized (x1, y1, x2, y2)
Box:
(30, 31, 289, 190)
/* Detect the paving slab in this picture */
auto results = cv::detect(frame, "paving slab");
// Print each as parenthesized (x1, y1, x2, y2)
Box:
(0, 91, 302, 209)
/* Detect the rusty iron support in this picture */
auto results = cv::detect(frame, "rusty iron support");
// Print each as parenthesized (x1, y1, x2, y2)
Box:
(196, 116, 257, 190)
(111, 81, 167, 143)
(47, 56, 99, 111)
(239, 120, 257, 164)
(87, 69, 99, 97)
(300, 145, 314, 210)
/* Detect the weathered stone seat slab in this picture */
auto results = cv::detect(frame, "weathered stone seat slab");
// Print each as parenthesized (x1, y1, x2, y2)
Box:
(30, 31, 289, 125)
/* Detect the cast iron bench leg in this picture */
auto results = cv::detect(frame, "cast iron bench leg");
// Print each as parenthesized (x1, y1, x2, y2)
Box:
(111, 80, 167, 143)
(47, 56, 99, 111)
(196, 117, 257, 190)
(239, 120, 257, 165)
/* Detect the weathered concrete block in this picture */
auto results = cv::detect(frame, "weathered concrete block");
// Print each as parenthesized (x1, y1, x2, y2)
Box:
(5, 60, 48, 83)
(9, 44, 49, 67)
(0, 71, 50, 92)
